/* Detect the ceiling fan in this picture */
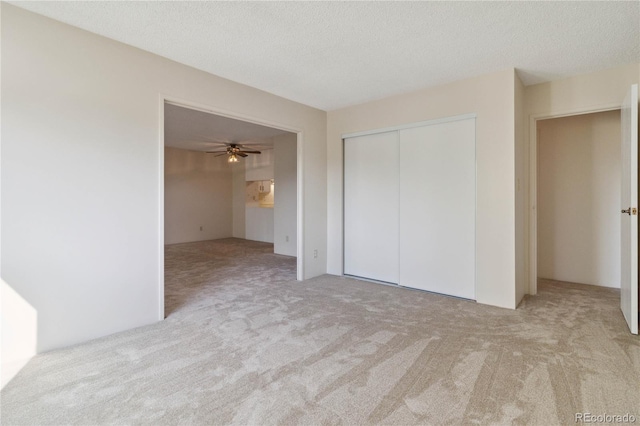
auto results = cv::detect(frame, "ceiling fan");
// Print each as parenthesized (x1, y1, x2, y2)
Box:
(205, 143, 262, 163)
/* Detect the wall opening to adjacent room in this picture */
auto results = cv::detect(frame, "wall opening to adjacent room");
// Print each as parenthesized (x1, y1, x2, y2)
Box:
(536, 110, 622, 288)
(160, 100, 300, 317)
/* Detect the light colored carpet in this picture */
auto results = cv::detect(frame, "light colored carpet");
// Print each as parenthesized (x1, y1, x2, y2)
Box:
(1, 238, 639, 425)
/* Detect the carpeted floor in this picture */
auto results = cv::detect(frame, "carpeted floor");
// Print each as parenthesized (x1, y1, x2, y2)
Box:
(1, 238, 639, 425)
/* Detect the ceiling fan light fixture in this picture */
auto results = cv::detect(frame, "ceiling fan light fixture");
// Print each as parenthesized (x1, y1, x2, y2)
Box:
(228, 153, 239, 163)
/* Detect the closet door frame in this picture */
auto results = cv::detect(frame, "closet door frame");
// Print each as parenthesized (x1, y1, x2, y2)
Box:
(342, 114, 477, 140)
(342, 113, 477, 295)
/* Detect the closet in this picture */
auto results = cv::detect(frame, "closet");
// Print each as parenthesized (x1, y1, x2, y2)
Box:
(344, 115, 476, 299)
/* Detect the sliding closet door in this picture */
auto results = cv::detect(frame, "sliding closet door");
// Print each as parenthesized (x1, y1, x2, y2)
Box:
(399, 119, 476, 299)
(344, 131, 399, 283)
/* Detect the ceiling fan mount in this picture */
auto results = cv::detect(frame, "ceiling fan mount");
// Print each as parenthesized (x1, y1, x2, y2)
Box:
(205, 142, 262, 163)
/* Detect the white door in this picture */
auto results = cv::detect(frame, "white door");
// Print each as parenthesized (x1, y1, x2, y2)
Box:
(621, 84, 638, 334)
(344, 131, 400, 283)
(398, 118, 476, 299)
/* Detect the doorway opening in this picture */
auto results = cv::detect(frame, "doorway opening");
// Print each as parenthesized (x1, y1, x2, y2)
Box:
(533, 109, 621, 291)
(159, 99, 302, 318)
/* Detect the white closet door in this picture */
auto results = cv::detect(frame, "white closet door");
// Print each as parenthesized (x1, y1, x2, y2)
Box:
(344, 131, 399, 283)
(399, 118, 475, 299)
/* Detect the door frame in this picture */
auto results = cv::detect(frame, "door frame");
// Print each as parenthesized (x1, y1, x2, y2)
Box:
(158, 95, 305, 320)
(528, 103, 620, 295)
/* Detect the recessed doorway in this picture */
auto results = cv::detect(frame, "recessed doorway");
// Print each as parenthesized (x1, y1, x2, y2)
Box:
(536, 110, 621, 289)
(160, 100, 301, 317)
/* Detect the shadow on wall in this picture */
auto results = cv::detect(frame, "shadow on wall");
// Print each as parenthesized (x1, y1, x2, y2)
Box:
(1, 279, 38, 389)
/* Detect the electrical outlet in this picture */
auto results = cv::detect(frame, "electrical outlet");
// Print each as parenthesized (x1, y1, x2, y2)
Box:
(285, 235, 289, 242)
(313, 249, 318, 259)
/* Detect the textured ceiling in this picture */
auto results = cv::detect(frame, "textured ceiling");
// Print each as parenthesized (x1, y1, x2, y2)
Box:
(10, 1, 640, 110)
(164, 103, 289, 151)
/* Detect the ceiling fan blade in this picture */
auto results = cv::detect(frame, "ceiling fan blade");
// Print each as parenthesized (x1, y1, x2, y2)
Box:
(239, 144, 272, 148)
(237, 152, 248, 157)
(213, 153, 228, 157)
(205, 150, 227, 153)
(238, 150, 261, 154)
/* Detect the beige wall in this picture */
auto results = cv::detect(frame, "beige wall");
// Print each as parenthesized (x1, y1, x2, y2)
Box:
(274, 133, 298, 257)
(328, 69, 518, 309)
(525, 64, 640, 117)
(537, 111, 621, 288)
(1, 4, 326, 352)
(164, 147, 232, 245)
